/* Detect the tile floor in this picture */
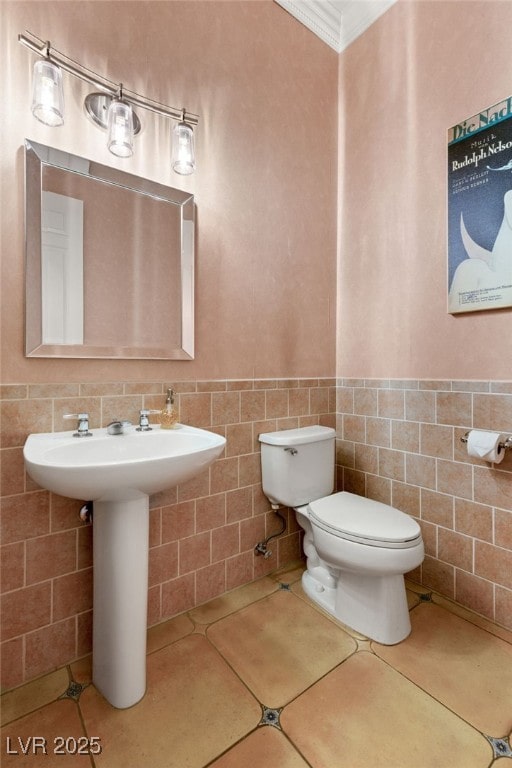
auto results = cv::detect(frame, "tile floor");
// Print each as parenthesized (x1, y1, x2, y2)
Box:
(2, 564, 512, 767)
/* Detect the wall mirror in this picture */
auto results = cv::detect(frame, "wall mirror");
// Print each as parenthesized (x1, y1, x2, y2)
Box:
(24, 139, 194, 359)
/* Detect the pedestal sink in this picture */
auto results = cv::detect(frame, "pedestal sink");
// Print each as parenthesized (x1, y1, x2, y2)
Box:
(24, 424, 226, 709)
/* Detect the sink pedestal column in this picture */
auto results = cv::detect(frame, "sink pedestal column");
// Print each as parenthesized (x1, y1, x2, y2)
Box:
(92, 492, 149, 709)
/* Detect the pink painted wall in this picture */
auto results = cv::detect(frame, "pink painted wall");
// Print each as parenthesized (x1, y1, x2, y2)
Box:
(337, 0, 512, 380)
(1, 0, 338, 384)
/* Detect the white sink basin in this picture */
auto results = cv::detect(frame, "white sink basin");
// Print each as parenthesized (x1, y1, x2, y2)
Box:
(24, 424, 226, 500)
(23, 422, 226, 709)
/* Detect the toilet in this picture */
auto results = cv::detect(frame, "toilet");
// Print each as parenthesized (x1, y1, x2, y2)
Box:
(259, 425, 424, 644)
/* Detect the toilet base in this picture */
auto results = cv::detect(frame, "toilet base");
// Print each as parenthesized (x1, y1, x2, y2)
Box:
(302, 569, 337, 615)
(301, 568, 412, 645)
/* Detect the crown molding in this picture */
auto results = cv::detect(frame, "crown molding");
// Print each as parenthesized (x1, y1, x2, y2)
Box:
(275, 0, 397, 53)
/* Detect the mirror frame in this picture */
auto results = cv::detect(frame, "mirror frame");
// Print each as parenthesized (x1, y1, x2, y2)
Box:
(24, 139, 195, 359)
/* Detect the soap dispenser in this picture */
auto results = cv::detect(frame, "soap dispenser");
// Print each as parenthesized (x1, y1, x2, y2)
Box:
(160, 388, 178, 429)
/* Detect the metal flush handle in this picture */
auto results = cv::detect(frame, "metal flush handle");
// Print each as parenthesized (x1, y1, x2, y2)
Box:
(63, 412, 92, 437)
(284, 446, 298, 455)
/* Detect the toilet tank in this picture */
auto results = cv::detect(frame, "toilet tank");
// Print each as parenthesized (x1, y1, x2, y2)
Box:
(259, 426, 335, 508)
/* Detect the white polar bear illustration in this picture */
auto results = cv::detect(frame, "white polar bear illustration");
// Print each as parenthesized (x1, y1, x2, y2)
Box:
(448, 190, 512, 308)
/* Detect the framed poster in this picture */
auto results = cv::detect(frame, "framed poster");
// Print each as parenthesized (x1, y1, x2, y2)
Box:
(447, 96, 512, 314)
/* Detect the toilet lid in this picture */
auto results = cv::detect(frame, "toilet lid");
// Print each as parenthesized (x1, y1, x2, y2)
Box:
(308, 492, 421, 549)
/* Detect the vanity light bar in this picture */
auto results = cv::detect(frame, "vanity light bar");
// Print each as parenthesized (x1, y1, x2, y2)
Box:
(18, 31, 199, 126)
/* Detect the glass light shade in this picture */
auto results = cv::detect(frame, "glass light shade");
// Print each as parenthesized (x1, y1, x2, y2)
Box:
(31, 59, 64, 127)
(107, 99, 134, 158)
(172, 121, 196, 175)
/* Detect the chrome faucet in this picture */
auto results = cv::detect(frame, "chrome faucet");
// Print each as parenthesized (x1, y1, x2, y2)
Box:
(107, 420, 132, 435)
(63, 412, 92, 437)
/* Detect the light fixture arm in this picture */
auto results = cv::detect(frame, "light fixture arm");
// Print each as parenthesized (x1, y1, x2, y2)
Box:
(18, 30, 199, 126)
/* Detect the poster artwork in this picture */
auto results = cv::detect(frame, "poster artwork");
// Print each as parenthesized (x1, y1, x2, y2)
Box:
(447, 96, 512, 313)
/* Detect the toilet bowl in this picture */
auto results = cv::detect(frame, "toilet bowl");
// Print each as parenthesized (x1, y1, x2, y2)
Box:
(259, 426, 425, 645)
(295, 492, 424, 644)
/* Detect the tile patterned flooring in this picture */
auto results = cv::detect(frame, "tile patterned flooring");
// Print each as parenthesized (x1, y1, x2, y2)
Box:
(2, 565, 512, 767)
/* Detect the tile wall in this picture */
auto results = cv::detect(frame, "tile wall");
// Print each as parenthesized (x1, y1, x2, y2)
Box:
(2, 376, 511, 692)
(336, 379, 512, 630)
(0, 378, 336, 691)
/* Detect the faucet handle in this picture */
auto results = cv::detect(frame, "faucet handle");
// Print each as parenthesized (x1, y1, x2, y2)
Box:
(63, 412, 92, 437)
(136, 409, 160, 432)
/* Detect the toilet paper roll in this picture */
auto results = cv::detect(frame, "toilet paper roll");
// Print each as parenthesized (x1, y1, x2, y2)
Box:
(466, 430, 505, 464)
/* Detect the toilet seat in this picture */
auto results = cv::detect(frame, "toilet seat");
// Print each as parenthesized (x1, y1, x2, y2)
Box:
(308, 492, 422, 549)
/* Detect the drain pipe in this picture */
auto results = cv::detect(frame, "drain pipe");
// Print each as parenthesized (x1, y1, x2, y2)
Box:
(79, 501, 93, 523)
(254, 504, 287, 559)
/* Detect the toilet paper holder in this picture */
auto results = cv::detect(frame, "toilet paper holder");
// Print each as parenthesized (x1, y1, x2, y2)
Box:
(460, 431, 512, 451)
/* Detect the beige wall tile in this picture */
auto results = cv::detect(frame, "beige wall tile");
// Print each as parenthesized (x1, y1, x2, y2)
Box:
(455, 499, 493, 543)
(378, 448, 405, 481)
(212, 523, 240, 563)
(354, 387, 378, 416)
(405, 454, 436, 490)
(1, 399, 52, 448)
(437, 459, 473, 499)
(149, 543, 179, 587)
(196, 494, 226, 532)
(475, 541, 512, 590)
(474, 467, 512, 509)
(391, 481, 420, 517)
(196, 562, 226, 605)
(212, 392, 241, 426)
(0, 448, 25, 496)
(343, 414, 365, 442)
(495, 508, 512, 549)
(337, 387, 354, 413)
(0, 543, 25, 593)
(438, 528, 473, 571)
(25, 531, 77, 585)
(473, 393, 512, 430)
(436, 392, 472, 428)
(1, 492, 50, 545)
(455, 570, 494, 621)
(179, 532, 211, 575)
(420, 423, 453, 460)
(161, 501, 195, 543)
(53, 568, 93, 621)
(226, 487, 253, 523)
(366, 417, 391, 448)
(405, 390, 435, 423)
(421, 489, 453, 528)
(421, 556, 455, 598)
(161, 574, 195, 618)
(24, 618, 76, 681)
(179, 393, 212, 427)
(225, 552, 254, 591)
(239, 453, 261, 487)
(1, 583, 51, 641)
(240, 391, 266, 423)
(265, 389, 289, 419)
(495, 586, 512, 630)
(355, 443, 378, 474)
(366, 475, 391, 505)
(288, 388, 310, 417)
(378, 389, 404, 419)
(391, 420, 420, 452)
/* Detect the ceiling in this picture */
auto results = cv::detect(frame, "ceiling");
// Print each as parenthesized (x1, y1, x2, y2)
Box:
(275, 0, 397, 52)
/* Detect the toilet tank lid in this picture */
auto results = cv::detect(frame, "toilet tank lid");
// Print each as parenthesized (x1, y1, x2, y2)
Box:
(259, 425, 335, 446)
